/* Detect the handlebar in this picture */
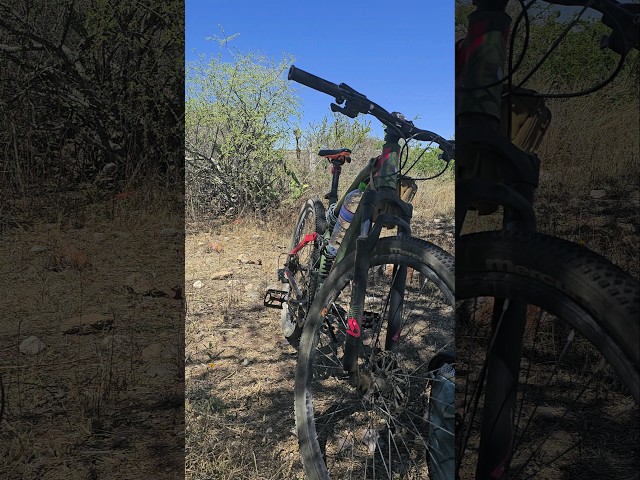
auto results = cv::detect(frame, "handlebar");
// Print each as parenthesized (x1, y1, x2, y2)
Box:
(288, 65, 454, 162)
(474, 0, 638, 53)
(478, 0, 639, 53)
(548, 0, 638, 53)
(288, 66, 346, 102)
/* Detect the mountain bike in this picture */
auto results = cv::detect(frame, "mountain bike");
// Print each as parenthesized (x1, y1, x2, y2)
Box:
(455, 0, 640, 478)
(265, 65, 456, 478)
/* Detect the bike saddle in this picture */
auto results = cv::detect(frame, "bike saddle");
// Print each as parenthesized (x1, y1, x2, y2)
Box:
(318, 148, 352, 161)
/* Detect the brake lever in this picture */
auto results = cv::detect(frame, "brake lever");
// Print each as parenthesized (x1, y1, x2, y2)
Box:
(330, 103, 359, 118)
(600, 3, 640, 54)
(338, 82, 368, 100)
(437, 141, 455, 163)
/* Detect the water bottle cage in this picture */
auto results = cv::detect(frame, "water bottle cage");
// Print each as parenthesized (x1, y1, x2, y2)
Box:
(325, 202, 338, 230)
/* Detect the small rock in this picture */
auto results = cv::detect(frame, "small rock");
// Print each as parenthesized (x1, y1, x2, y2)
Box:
(193, 280, 203, 289)
(590, 189, 606, 199)
(145, 364, 174, 379)
(590, 216, 611, 228)
(103, 163, 117, 175)
(60, 313, 113, 335)
(212, 270, 233, 280)
(93, 233, 107, 242)
(20, 336, 46, 355)
(142, 343, 163, 361)
(125, 272, 153, 294)
(433, 218, 443, 224)
(160, 228, 183, 237)
(30, 245, 49, 254)
(242, 358, 250, 366)
(244, 283, 255, 292)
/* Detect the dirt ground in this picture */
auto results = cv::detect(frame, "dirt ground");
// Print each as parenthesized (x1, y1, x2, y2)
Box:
(183, 201, 455, 479)
(0, 191, 184, 479)
(2, 178, 635, 479)
(182, 180, 638, 479)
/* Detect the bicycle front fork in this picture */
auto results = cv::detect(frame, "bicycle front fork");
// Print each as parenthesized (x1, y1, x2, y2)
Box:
(340, 187, 412, 391)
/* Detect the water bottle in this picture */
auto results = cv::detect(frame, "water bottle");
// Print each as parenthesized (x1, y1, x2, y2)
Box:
(326, 182, 367, 257)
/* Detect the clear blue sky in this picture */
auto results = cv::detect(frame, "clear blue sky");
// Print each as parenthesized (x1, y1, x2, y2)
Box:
(186, 1, 455, 142)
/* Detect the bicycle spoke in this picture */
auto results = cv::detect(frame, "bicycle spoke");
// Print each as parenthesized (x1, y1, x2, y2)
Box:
(294, 238, 454, 478)
(458, 292, 639, 478)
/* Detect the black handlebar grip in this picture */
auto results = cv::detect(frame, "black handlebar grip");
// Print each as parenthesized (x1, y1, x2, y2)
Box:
(288, 65, 344, 101)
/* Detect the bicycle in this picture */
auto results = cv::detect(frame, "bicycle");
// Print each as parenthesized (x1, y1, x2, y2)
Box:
(264, 65, 456, 478)
(455, 0, 639, 478)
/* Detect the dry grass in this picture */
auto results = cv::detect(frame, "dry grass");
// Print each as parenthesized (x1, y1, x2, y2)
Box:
(0, 188, 184, 479)
(184, 174, 454, 479)
(537, 91, 639, 193)
(184, 218, 305, 479)
(533, 86, 640, 278)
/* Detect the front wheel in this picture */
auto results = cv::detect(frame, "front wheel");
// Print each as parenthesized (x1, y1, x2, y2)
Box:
(456, 230, 639, 479)
(295, 236, 455, 479)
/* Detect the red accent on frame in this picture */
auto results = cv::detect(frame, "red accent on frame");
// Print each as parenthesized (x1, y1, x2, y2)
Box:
(489, 450, 511, 479)
(466, 20, 488, 58)
(346, 317, 361, 338)
(374, 147, 392, 172)
(289, 232, 318, 256)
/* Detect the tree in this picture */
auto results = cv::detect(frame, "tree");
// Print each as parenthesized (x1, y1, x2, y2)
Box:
(300, 112, 373, 167)
(185, 49, 300, 219)
(0, 0, 183, 192)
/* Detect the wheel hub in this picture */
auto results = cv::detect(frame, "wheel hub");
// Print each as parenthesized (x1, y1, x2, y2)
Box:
(367, 351, 410, 412)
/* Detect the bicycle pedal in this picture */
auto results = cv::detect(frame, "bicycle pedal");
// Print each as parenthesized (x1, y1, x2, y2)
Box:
(264, 289, 288, 309)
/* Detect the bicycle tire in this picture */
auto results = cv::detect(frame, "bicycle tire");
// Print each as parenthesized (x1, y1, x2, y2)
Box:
(456, 230, 639, 479)
(282, 197, 328, 347)
(295, 236, 455, 479)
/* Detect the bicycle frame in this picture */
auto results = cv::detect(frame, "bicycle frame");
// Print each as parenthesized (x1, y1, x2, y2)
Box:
(312, 133, 415, 389)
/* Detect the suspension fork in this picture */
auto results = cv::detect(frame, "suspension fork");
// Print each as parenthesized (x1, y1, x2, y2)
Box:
(458, 2, 539, 477)
(341, 188, 413, 391)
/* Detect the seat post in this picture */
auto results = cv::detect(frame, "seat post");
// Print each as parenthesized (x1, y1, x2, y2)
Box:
(325, 159, 344, 205)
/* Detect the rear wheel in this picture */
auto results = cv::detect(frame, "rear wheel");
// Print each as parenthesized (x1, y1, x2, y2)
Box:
(283, 198, 327, 347)
(295, 237, 455, 479)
